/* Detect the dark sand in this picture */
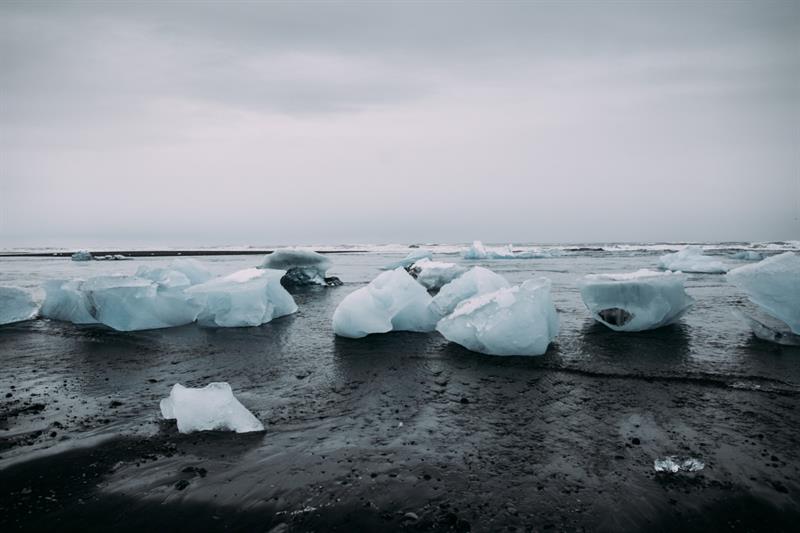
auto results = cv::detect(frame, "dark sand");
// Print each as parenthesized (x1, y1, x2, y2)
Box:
(1, 254, 799, 531)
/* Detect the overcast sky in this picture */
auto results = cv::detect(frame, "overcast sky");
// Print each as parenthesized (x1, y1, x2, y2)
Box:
(1, 1, 798, 247)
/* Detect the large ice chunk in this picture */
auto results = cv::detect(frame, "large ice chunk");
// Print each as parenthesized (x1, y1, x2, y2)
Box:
(410, 259, 468, 290)
(436, 278, 559, 356)
(579, 270, 694, 331)
(727, 252, 800, 334)
(160, 382, 264, 434)
(186, 268, 297, 327)
(462, 240, 516, 260)
(259, 248, 332, 285)
(658, 247, 727, 274)
(0, 287, 39, 325)
(71, 250, 93, 261)
(332, 268, 437, 338)
(734, 311, 800, 346)
(382, 249, 434, 270)
(41, 279, 99, 324)
(430, 266, 510, 317)
(83, 275, 201, 331)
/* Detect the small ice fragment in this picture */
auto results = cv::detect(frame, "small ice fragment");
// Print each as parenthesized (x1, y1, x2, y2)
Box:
(654, 456, 705, 473)
(730, 251, 763, 261)
(0, 287, 39, 325)
(658, 247, 727, 274)
(71, 250, 93, 261)
(382, 249, 434, 270)
(462, 240, 516, 260)
(409, 259, 468, 290)
(160, 382, 264, 434)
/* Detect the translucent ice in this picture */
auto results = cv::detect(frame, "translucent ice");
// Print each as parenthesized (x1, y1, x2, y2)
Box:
(430, 266, 510, 317)
(579, 270, 694, 331)
(654, 456, 705, 473)
(71, 250, 93, 261)
(730, 251, 763, 261)
(436, 278, 559, 356)
(186, 268, 297, 327)
(727, 252, 800, 334)
(332, 268, 437, 338)
(734, 311, 800, 346)
(462, 241, 516, 260)
(658, 247, 727, 274)
(0, 287, 39, 325)
(382, 249, 434, 270)
(409, 259, 468, 290)
(83, 275, 200, 331)
(259, 248, 332, 285)
(41, 280, 100, 325)
(160, 382, 264, 434)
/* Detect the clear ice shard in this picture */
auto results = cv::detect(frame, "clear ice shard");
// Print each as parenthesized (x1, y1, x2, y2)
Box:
(160, 382, 264, 434)
(579, 270, 694, 331)
(436, 278, 559, 356)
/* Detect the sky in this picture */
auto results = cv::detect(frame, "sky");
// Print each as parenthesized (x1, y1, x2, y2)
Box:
(1, 0, 798, 247)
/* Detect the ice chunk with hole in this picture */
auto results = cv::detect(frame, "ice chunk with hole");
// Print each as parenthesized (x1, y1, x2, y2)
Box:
(71, 250, 93, 261)
(0, 287, 39, 325)
(82, 275, 201, 331)
(436, 278, 559, 356)
(579, 270, 694, 331)
(430, 266, 510, 317)
(259, 248, 332, 285)
(186, 268, 297, 327)
(41, 280, 99, 324)
(658, 247, 727, 274)
(409, 259, 468, 290)
(332, 268, 437, 338)
(727, 252, 800, 334)
(462, 240, 516, 260)
(381, 249, 434, 270)
(160, 382, 264, 434)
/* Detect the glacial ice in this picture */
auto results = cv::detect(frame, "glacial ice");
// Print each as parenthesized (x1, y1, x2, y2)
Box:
(71, 250, 93, 261)
(82, 275, 201, 331)
(579, 270, 694, 331)
(462, 241, 516, 260)
(430, 266, 510, 317)
(731, 251, 763, 261)
(436, 278, 559, 356)
(382, 249, 434, 270)
(332, 268, 437, 338)
(409, 259, 468, 290)
(259, 248, 332, 285)
(727, 252, 800, 334)
(41, 280, 100, 324)
(734, 311, 800, 346)
(653, 456, 705, 473)
(187, 268, 297, 327)
(160, 382, 264, 434)
(658, 247, 727, 274)
(0, 287, 39, 325)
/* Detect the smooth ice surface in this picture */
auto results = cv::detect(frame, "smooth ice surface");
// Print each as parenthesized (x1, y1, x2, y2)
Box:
(579, 270, 694, 332)
(410, 259, 468, 290)
(83, 275, 200, 331)
(659, 247, 728, 274)
(71, 250, 93, 261)
(41, 279, 99, 324)
(332, 268, 437, 338)
(186, 268, 297, 327)
(734, 311, 800, 346)
(160, 382, 264, 434)
(0, 287, 39, 325)
(462, 241, 516, 260)
(382, 249, 434, 270)
(654, 456, 705, 473)
(259, 248, 331, 285)
(727, 252, 800, 334)
(430, 266, 510, 317)
(436, 278, 559, 356)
